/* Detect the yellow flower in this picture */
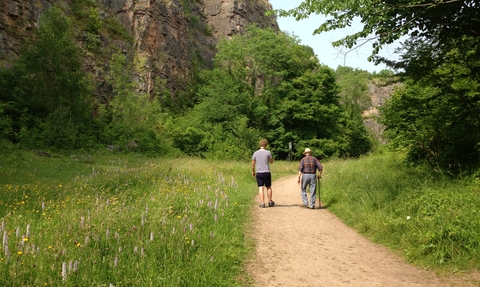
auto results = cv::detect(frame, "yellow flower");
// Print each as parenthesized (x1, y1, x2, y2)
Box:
(17, 251, 23, 255)
(23, 238, 28, 242)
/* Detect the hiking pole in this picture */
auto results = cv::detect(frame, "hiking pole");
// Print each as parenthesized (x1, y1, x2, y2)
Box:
(317, 177, 322, 208)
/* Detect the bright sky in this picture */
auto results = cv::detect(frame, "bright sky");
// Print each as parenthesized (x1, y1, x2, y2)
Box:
(269, 0, 399, 73)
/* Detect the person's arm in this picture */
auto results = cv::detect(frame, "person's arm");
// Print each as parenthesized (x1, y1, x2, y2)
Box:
(298, 159, 303, 184)
(316, 159, 323, 179)
(251, 160, 256, 177)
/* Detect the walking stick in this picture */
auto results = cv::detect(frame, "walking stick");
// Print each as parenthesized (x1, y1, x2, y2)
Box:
(317, 178, 322, 208)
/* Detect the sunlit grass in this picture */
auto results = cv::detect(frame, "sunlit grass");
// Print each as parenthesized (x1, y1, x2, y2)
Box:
(321, 149, 480, 271)
(0, 150, 259, 286)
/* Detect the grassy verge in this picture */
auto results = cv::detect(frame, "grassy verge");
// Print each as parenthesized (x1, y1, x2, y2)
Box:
(0, 148, 296, 286)
(321, 148, 480, 273)
(2, 146, 478, 285)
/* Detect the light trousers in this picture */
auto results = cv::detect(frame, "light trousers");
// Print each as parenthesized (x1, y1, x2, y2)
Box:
(301, 174, 316, 208)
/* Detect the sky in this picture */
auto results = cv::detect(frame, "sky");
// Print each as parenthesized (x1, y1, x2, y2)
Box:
(268, 0, 400, 73)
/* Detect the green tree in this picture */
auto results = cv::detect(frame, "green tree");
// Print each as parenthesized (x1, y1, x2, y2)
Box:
(272, 1, 479, 62)
(175, 25, 372, 160)
(334, 66, 371, 120)
(97, 52, 171, 153)
(273, 0, 480, 169)
(381, 38, 480, 171)
(0, 6, 94, 149)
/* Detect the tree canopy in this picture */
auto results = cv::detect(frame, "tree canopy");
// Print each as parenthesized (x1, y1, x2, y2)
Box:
(273, 0, 479, 62)
(273, 0, 480, 171)
(170, 25, 373, 160)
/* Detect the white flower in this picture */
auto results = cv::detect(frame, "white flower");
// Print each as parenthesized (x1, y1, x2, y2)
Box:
(406, 216, 411, 220)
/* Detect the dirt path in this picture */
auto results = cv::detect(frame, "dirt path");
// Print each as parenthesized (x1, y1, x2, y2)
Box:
(246, 175, 479, 287)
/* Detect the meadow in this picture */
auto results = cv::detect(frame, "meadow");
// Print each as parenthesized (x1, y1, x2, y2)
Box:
(321, 149, 480, 273)
(0, 148, 296, 286)
(1, 147, 479, 286)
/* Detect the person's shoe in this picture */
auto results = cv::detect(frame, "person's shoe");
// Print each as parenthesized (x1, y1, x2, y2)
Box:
(310, 206, 315, 209)
(259, 203, 266, 208)
(299, 204, 308, 208)
(268, 201, 275, 207)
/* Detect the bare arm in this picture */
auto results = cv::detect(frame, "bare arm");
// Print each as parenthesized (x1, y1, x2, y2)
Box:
(251, 160, 256, 176)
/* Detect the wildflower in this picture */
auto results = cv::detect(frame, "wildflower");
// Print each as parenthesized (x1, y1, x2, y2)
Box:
(3, 231, 8, 248)
(62, 261, 67, 281)
(17, 251, 22, 255)
(4, 246, 10, 258)
(23, 237, 28, 242)
(406, 216, 411, 220)
(73, 260, 79, 272)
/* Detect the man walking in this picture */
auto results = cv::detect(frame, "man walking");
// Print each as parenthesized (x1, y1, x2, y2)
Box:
(252, 139, 274, 208)
(297, 148, 323, 209)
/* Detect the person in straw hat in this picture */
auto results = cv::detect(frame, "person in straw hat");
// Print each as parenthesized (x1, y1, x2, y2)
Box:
(297, 148, 323, 209)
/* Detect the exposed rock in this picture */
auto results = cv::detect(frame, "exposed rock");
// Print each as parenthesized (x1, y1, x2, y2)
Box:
(363, 82, 402, 143)
(0, 0, 278, 95)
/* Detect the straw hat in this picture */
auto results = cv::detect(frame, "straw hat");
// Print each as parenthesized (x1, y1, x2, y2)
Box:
(303, 148, 312, 155)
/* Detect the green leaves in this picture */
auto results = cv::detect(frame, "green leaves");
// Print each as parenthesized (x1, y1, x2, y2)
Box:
(0, 6, 95, 149)
(174, 25, 372, 159)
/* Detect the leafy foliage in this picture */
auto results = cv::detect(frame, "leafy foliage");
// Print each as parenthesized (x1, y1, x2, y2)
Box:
(274, 0, 480, 172)
(380, 34, 480, 171)
(272, 0, 479, 61)
(0, 6, 95, 149)
(171, 25, 373, 160)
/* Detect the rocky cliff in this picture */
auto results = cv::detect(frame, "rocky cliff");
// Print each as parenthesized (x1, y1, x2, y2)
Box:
(0, 0, 278, 97)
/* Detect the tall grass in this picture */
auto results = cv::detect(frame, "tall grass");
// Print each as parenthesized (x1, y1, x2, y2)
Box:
(0, 149, 290, 286)
(3, 146, 478, 285)
(321, 149, 480, 271)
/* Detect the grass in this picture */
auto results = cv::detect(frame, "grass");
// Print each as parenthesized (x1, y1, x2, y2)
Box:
(0, 148, 285, 286)
(321, 148, 480, 272)
(1, 146, 479, 285)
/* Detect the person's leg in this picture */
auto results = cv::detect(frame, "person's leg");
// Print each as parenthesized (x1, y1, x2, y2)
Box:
(264, 173, 274, 206)
(309, 178, 316, 209)
(266, 186, 275, 206)
(256, 174, 266, 207)
(300, 176, 309, 206)
(258, 186, 265, 207)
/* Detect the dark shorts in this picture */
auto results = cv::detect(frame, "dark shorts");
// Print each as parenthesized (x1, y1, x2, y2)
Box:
(256, 172, 272, 187)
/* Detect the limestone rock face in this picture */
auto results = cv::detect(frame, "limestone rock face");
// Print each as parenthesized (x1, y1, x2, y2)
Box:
(0, 0, 278, 95)
(0, 0, 53, 61)
(204, 0, 277, 39)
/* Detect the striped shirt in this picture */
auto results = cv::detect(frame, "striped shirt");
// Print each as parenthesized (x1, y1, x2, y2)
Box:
(298, 155, 323, 174)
